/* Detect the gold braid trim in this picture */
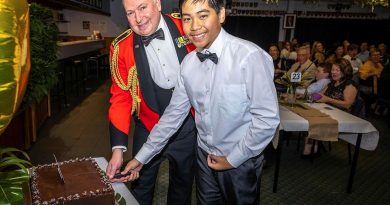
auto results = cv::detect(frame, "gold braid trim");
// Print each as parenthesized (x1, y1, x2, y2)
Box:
(112, 29, 132, 47)
(110, 32, 141, 116)
(170, 13, 181, 19)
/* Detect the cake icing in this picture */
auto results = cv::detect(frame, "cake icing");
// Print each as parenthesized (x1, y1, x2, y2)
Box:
(30, 157, 115, 205)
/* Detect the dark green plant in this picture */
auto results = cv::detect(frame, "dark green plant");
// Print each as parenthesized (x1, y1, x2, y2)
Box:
(0, 147, 31, 204)
(22, 3, 59, 108)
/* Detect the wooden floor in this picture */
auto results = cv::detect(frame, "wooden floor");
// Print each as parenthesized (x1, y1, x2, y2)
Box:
(28, 80, 134, 164)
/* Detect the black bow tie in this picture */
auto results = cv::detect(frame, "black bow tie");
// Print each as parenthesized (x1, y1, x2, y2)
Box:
(141, 28, 165, 46)
(196, 52, 218, 64)
(351, 57, 356, 61)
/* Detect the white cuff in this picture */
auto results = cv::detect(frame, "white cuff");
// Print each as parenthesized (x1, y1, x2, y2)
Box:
(112, 146, 127, 152)
(134, 145, 155, 165)
(226, 145, 248, 168)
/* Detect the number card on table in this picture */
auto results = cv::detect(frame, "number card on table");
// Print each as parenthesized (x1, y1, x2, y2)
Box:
(290, 72, 302, 83)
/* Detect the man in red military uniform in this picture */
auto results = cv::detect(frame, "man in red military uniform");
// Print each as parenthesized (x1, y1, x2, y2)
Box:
(106, 0, 196, 204)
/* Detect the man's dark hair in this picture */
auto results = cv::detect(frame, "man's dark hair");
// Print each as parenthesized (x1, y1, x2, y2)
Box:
(179, 0, 225, 14)
(332, 43, 343, 51)
(317, 62, 332, 74)
(269, 43, 280, 52)
(347, 44, 358, 51)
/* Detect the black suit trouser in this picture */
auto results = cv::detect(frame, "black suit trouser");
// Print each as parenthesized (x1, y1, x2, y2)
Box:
(196, 147, 264, 205)
(131, 115, 196, 205)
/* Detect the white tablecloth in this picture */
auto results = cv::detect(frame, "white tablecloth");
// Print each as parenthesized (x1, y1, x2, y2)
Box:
(94, 157, 139, 205)
(274, 103, 379, 151)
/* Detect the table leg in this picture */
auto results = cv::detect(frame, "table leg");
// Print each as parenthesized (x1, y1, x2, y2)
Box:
(273, 130, 284, 193)
(348, 143, 352, 164)
(347, 133, 362, 193)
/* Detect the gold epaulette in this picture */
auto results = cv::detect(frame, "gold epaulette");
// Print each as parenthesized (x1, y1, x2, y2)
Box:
(112, 29, 132, 47)
(110, 29, 141, 116)
(170, 13, 181, 19)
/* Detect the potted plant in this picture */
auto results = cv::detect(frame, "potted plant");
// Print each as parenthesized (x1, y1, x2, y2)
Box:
(22, 3, 58, 109)
(23, 3, 59, 142)
(0, 147, 32, 205)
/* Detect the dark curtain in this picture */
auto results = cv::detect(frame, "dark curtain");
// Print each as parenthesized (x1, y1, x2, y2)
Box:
(294, 18, 390, 48)
(223, 16, 280, 49)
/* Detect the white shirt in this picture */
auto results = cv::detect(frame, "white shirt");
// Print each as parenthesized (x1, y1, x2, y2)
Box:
(357, 50, 369, 63)
(297, 78, 330, 95)
(308, 78, 330, 94)
(145, 15, 180, 89)
(281, 49, 297, 60)
(343, 55, 363, 74)
(135, 29, 280, 168)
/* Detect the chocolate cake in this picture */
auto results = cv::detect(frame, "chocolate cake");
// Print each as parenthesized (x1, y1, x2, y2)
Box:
(30, 158, 115, 205)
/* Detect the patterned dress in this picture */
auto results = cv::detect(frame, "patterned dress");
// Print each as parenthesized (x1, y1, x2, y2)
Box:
(324, 79, 357, 111)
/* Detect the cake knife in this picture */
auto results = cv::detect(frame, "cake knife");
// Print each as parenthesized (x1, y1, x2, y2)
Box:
(113, 171, 133, 179)
(53, 154, 66, 184)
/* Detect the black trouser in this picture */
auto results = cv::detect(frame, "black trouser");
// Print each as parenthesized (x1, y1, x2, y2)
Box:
(196, 147, 264, 205)
(131, 115, 196, 205)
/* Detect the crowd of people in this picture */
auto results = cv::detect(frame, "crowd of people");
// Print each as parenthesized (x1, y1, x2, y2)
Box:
(272, 39, 390, 116)
(272, 39, 389, 157)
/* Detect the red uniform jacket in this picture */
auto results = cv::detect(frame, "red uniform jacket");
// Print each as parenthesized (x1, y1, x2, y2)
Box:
(109, 14, 195, 148)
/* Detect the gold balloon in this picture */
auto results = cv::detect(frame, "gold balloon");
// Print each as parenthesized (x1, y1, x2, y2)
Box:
(0, 0, 30, 135)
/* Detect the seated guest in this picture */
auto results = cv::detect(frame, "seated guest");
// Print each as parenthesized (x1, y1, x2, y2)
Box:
(326, 44, 344, 64)
(296, 62, 331, 97)
(269, 44, 285, 78)
(376, 44, 389, 112)
(284, 46, 317, 88)
(343, 44, 363, 75)
(302, 59, 358, 157)
(343, 40, 350, 55)
(378, 43, 389, 68)
(280, 41, 297, 60)
(317, 58, 358, 111)
(275, 45, 314, 92)
(291, 37, 299, 49)
(311, 41, 326, 65)
(376, 44, 390, 115)
(357, 42, 369, 63)
(359, 48, 384, 110)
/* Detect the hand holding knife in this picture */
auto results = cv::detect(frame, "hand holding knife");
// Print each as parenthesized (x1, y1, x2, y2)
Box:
(113, 171, 132, 179)
(108, 158, 142, 182)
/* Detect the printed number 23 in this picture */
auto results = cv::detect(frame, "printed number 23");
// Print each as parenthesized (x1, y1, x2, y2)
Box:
(290, 72, 302, 82)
